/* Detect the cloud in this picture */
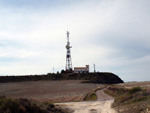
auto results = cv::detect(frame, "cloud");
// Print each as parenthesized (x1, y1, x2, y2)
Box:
(0, 0, 149, 81)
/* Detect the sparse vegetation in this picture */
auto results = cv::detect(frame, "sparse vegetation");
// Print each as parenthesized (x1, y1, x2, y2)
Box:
(128, 87, 142, 94)
(104, 87, 127, 97)
(0, 72, 124, 84)
(0, 96, 21, 113)
(0, 96, 68, 113)
(105, 86, 150, 113)
(83, 86, 106, 101)
(84, 93, 97, 101)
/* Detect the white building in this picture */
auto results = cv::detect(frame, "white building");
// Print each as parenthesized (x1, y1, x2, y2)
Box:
(74, 65, 89, 73)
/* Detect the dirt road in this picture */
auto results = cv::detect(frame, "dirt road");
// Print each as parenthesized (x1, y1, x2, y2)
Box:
(55, 89, 116, 113)
(96, 89, 114, 101)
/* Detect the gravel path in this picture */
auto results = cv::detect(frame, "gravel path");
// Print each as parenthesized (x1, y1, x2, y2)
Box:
(55, 89, 116, 113)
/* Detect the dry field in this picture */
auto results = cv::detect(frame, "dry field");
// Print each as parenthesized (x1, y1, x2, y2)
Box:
(1, 80, 150, 113)
(0, 80, 99, 102)
(117, 81, 150, 89)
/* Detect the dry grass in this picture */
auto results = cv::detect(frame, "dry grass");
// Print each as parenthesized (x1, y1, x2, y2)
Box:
(105, 85, 150, 113)
(0, 96, 69, 113)
(84, 93, 97, 101)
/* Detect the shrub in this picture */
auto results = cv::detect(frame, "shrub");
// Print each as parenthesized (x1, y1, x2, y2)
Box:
(0, 97, 68, 113)
(104, 87, 128, 97)
(107, 86, 150, 113)
(128, 87, 142, 95)
(0, 96, 21, 113)
(84, 93, 97, 101)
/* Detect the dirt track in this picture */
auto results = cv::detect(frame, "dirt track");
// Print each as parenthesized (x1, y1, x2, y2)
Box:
(55, 89, 116, 113)
(0, 80, 98, 102)
(96, 89, 114, 101)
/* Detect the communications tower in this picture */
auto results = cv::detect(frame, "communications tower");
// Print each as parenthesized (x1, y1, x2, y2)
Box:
(66, 31, 72, 71)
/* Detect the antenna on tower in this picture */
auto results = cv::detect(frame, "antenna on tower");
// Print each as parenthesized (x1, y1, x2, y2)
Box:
(67, 31, 70, 38)
(94, 64, 96, 73)
(53, 66, 54, 73)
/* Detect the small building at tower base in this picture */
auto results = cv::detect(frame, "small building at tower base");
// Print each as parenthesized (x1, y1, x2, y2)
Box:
(74, 65, 89, 73)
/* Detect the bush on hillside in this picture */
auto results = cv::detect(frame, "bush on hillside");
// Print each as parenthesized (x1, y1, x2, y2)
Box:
(128, 87, 142, 95)
(0, 96, 21, 113)
(0, 97, 68, 113)
(105, 86, 150, 113)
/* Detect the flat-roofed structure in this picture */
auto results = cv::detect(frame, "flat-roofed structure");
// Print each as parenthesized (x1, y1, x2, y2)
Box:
(74, 65, 89, 73)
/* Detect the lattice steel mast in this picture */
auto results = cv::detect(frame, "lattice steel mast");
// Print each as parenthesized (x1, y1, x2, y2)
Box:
(65, 31, 72, 71)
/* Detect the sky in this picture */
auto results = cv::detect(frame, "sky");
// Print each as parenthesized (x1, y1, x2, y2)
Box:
(0, 0, 150, 82)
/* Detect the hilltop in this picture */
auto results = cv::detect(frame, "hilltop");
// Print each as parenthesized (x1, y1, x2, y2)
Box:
(0, 72, 123, 84)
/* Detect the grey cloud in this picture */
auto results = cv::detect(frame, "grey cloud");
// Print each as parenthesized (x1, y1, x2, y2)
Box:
(0, 0, 149, 81)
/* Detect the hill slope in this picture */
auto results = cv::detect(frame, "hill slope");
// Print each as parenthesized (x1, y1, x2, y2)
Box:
(0, 72, 124, 84)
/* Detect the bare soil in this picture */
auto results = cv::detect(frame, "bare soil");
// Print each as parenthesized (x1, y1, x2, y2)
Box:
(96, 89, 114, 101)
(0, 80, 99, 102)
(55, 89, 116, 113)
